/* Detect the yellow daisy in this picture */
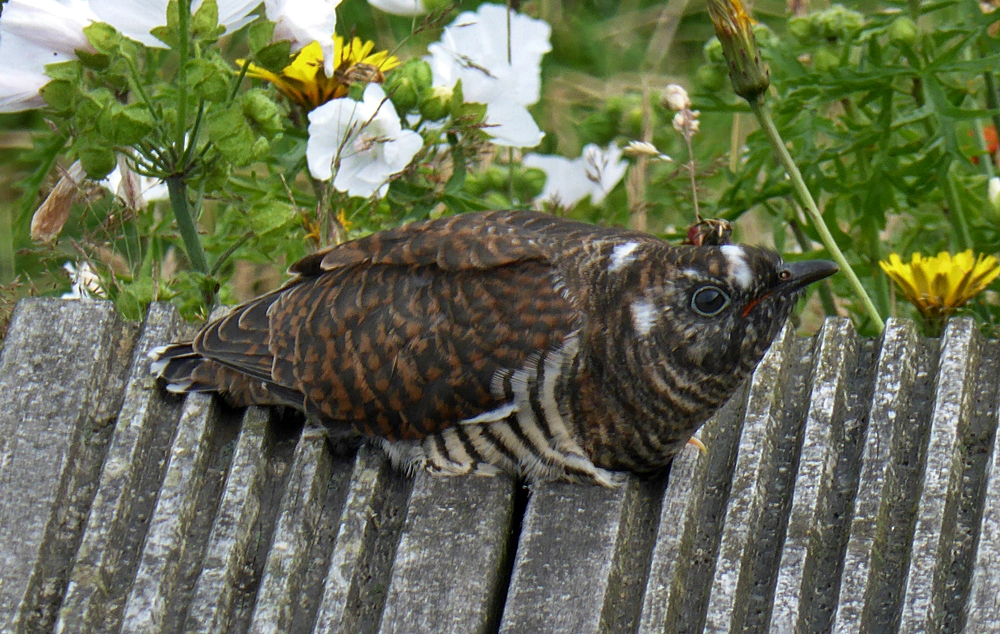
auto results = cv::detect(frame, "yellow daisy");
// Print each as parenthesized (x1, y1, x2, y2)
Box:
(244, 36, 400, 110)
(880, 250, 1000, 324)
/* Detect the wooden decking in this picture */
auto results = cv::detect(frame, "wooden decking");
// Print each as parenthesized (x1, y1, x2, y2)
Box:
(0, 298, 998, 633)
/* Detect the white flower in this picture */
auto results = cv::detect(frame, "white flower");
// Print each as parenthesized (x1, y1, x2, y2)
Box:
(306, 83, 423, 198)
(990, 177, 1000, 212)
(102, 158, 170, 211)
(524, 143, 628, 207)
(368, 0, 427, 16)
(0, 0, 96, 112)
(427, 3, 551, 148)
(673, 110, 700, 135)
(264, 0, 341, 76)
(88, 0, 261, 48)
(62, 261, 105, 299)
(662, 84, 691, 112)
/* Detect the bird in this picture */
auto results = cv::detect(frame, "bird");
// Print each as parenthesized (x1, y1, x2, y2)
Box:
(151, 210, 838, 486)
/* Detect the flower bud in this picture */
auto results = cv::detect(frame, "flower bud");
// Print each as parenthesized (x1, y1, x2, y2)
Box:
(989, 176, 1000, 213)
(706, 0, 771, 102)
(813, 5, 864, 40)
(385, 59, 433, 113)
(419, 85, 453, 121)
(515, 167, 547, 200)
(787, 16, 812, 42)
(621, 104, 645, 138)
(703, 37, 725, 64)
(695, 64, 727, 91)
(812, 46, 840, 73)
(662, 84, 691, 112)
(888, 16, 918, 47)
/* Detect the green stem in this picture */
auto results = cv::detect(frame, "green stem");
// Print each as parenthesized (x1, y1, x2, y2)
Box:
(941, 165, 973, 251)
(749, 99, 885, 333)
(982, 70, 1000, 145)
(210, 230, 254, 276)
(0, 203, 13, 283)
(175, 0, 191, 157)
(166, 175, 209, 274)
(789, 218, 838, 317)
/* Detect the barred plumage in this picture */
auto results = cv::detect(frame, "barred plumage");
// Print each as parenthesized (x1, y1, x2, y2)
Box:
(152, 210, 837, 485)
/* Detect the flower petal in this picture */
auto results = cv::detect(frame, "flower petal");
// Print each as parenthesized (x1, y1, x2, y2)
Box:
(484, 102, 544, 148)
(90, 0, 261, 48)
(264, 0, 340, 75)
(368, 0, 427, 16)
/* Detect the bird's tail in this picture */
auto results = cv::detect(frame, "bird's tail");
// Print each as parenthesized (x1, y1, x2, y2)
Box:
(149, 343, 300, 408)
(149, 343, 216, 393)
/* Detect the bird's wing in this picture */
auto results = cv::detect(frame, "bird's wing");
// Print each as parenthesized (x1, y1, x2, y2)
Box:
(192, 294, 280, 384)
(288, 210, 551, 277)
(263, 213, 579, 441)
(271, 261, 578, 441)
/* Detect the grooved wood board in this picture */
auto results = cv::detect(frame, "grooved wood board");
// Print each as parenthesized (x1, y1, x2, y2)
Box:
(1, 299, 998, 633)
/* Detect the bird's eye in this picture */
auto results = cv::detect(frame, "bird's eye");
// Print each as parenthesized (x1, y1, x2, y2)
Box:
(691, 286, 730, 316)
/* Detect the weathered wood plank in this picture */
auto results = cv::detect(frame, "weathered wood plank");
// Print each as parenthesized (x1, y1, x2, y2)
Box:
(314, 444, 411, 634)
(380, 471, 516, 634)
(56, 302, 188, 633)
(119, 393, 220, 632)
(966, 387, 1000, 631)
(636, 383, 748, 634)
(770, 318, 859, 632)
(899, 318, 980, 632)
(702, 325, 808, 632)
(832, 319, 924, 634)
(0, 298, 136, 634)
(498, 474, 660, 634)
(246, 427, 359, 634)
(184, 406, 271, 634)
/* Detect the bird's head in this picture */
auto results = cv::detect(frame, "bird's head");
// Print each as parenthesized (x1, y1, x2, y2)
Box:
(598, 241, 838, 389)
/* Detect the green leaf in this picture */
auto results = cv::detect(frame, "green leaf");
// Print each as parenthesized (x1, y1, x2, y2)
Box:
(111, 104, 156, 145)
(151, 0, 180, 47)
(191, 0, 225, 41)
(79, 143, 116, 180)
(205, 104, 267, 167)
(76, 50, 112, 72)
(241, 89, 284, 137)
(248, 20, 275, 54)
(40, 81, 77, 112)
(187, 57, 229, 102)
(84, 22, 121, 55)
(44, 60, 82, 82)
(248, 198, 297, 235)
(254, 41, 292, 73)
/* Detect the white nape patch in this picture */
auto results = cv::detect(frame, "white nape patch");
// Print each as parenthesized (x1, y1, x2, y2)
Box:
(459, 402, 518, 425)
(631, 299, 658, 336)
(608, 241, 641, 273)
(721, 244, 753, 289)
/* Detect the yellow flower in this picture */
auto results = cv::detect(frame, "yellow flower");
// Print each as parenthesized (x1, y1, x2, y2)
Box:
(880, 250, 1000, 320)
(244, 36, 400, 110)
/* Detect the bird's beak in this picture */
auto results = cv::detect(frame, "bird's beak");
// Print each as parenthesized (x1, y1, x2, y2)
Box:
(780, 260, 839, 292)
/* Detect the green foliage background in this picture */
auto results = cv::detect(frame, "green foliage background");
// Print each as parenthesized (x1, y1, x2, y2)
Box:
(1, 0, 999, 337)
